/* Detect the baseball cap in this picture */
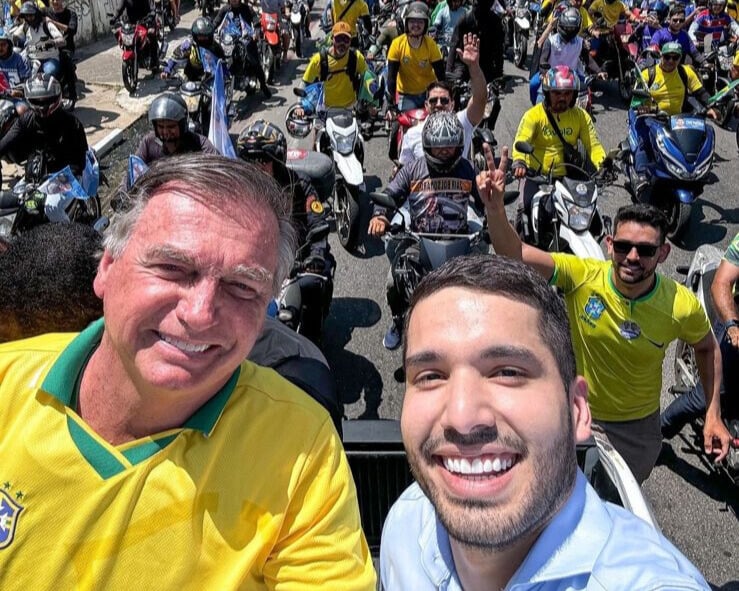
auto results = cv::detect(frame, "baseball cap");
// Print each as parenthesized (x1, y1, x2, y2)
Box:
(661, 41, 683, 55)
(332, 21, 352, 38)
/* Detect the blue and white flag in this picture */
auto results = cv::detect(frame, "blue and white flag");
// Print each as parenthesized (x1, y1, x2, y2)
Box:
(82, 148, 100, 198)
(1, 4, 11, 28)
(199, 47, 220, 75)
(38, 166, 88, 200)
(127, 155, 149, 189)
(208, 59, 236, 159)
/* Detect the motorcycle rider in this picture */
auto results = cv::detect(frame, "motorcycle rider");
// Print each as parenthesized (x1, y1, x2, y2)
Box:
(236, 120, 334, 284)
(12, 2, 66, 81)
(661, 231, 739, 469)
(650, 6, 705, 66)
(386, 1, 445, 113)
(0, 27, 31, 116)
(109, 0, 159, 72)
(368, 111, 485, 350)
(635, 1, 668, 50)
(213, 0, 272, 97)
(0, 74, 87, 221)
(512, 66, 607, 233)
(162, 17, 226, 82)
(45, 0, 78, 102)
(134, 93, 218, 164)
(432, 0, 467, 46)
(688, 0, 739, 48)
(630, 42, 717, 193)
(398, 33, 486, 166)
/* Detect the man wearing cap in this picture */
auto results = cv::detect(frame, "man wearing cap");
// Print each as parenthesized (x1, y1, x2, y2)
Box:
(294, 21, 368, 117)
(631, 41, 717, 192)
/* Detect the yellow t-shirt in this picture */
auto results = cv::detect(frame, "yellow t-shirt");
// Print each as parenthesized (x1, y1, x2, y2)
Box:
(550, 254, 711, 421)
(512, 102, 606, 177)
(589, 0, 627, 27)
(0, 320, 376, 590)
(331, 0, 370, 36)
(640, 64, 703, 115)
(303, 49, 368, 108)
(387, 34, 443, 95)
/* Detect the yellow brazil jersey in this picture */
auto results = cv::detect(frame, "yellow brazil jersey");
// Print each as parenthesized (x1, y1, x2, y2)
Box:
(589, 0, 626, 27)
(387, 34, 443, 95)
(512, 102, 606, 177)
(0, 320, 376, 591)
(640, 64, 703, 115)
(303, 49, 368, 108)
(331, 0, 370, 36)
(550, 254, 711, 421)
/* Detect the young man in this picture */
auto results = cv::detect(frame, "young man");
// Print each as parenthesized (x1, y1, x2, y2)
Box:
(0, 154, 375, 589)
(650, 6, 705, 64)
(380, 253, 710, 590)
(481, 144, 731, 483)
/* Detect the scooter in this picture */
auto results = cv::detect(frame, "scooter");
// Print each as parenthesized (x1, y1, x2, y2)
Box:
(670, 245, 739, 485)
(515, 140, 613, 259)
(620, 88, 716, 241)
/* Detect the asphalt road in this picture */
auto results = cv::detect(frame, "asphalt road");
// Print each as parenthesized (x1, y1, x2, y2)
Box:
(93, 3, 739, 586)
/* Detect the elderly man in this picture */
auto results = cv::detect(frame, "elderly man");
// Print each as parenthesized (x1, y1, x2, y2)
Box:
(0, 154, 375, 589)
(380, 251, 710, 590)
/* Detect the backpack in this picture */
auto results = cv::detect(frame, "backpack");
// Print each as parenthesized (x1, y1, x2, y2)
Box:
(646, 64, 691, 111)
(319, 48, 361, 94)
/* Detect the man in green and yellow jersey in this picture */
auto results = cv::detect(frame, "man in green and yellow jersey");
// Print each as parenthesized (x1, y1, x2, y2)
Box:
(481, 158, 731, 484)
(0, 154, 376, 590)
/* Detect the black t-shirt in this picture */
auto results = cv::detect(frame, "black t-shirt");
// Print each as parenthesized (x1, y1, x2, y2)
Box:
(47, 8, 78, 52)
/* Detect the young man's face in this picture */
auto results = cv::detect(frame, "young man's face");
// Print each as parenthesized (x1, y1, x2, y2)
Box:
(93, 188, 278, 402)
(606, 220, 669, 286)
(425, 87, 454, 113)
(332, 33, 351, 57)
(401, 287, 591, 550)
(660, 52, 681, 72)
(668, 13, 685, 31)
(549, 89, 574, 113)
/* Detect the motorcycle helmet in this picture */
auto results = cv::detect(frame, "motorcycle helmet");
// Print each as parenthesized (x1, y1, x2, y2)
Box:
(541, 65, 579, 107)
(148, 93, 188, 139)
(236, 119, 288, 163)
(285, 103, 312, 138)
(191, 17, 215, 46)
(0, 27, 12, 60)
(421, 111, 464, 173)
(24, 74, 62, 117)
(709, 0, 727, 9)
(404, 1, 429, 36)
(557, 7, 582, 42)
(19, 1, 40, 18)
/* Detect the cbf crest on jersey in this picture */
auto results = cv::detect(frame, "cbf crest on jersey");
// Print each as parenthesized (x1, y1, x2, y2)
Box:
(0, 487, 24, 549)
(584, 294, 606, 321)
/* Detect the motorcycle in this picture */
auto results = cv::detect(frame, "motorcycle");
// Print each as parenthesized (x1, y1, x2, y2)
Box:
(257, 11, 284, 83)
(109, 13, 166, 95)
(217, 14, 262, 95)
(457, 78, 505, 172)
(198, 0, 217, 18)
(515, 140, 613, 259)
(287, 0, 310, 57)
(590, 16, 639, 103)
(287, 84, 366, 252)
(698, 41, 736, 127)
(504, 0, 533, 69)
(388, 106, 427, 175)
(0, 148, 107, 237)
(670, 244, 739, 485)
(620, 89, 716, 241)
(155, 0, 176, 33)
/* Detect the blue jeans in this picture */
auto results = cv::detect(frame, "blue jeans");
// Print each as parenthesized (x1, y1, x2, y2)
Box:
(397, 92, 426, 112)
(661, 322, 739, 437)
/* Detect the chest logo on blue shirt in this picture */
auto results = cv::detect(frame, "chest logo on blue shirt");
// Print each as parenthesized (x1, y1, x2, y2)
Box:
(0, 484, 25, 550)
(584, 295, 606, 321)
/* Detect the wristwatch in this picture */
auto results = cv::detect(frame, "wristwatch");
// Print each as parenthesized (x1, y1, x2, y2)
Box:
(726, 319, 739, 330)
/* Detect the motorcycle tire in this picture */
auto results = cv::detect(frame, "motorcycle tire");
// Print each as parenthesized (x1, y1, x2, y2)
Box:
(618, 71, 633, 105)
(261, 43, 274, 84)
(69, 195, 102, 226)
(514, 31, 528, 70)
(667, 201, 692, 243)
(122, 59, 138, 95)
(334, 182, 361, 251)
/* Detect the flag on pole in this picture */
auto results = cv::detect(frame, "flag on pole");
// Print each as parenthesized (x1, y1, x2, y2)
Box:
(208, 59, 237, 159)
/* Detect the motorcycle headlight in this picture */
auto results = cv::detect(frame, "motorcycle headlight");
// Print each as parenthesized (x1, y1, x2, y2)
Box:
(182, 94, 200, 112)
(567, 203, 595, 231)
(121, 32, 135, 45)
(333, 132, 356, 155)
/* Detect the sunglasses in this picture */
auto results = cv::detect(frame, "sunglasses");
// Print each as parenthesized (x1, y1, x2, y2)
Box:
(612, 240, 660, 257)
(334, 35, 351, 43)
(662, 53, 681, 61)
(671, 18, 685, 22)
(427, 96, 451, 106)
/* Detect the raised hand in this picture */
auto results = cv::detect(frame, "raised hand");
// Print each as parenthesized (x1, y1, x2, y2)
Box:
(476, 143, 509, 209)
(456, 33, 480, 66)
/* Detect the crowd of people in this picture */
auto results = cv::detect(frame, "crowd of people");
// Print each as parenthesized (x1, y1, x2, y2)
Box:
(0, 0, 738, 587)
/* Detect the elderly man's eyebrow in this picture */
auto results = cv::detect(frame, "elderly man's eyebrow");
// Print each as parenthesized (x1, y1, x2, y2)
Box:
(405, 345, 543, 369)
(141, 245, 273, 283)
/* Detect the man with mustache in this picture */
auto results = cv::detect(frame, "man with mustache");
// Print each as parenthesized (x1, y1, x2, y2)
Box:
(380, 252, 710, 590)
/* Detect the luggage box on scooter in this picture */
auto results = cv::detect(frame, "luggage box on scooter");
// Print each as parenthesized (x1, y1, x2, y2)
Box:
(286, 148, 335, 202)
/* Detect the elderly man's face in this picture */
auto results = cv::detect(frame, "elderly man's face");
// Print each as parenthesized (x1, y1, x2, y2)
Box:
(94, 187, 278, 400)
(402, 287, 590, 549)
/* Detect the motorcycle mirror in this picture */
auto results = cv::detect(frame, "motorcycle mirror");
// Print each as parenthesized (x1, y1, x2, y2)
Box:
(293, 87, 306, 97)
(306, 220, 331, 243)
(369, 191, 396, 210)
(514, 141, 534, 154)
(503, 190, 519, 205)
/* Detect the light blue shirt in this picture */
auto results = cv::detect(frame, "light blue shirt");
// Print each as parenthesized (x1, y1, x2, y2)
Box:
(380, 471, 710, 590)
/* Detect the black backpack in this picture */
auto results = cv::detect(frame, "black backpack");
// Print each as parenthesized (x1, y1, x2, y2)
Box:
(319, 48, 361, 94)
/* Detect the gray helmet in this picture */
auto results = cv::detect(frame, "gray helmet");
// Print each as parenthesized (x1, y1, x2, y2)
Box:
(148, 93, 188, 138)
(557, 7, 581, 42)
(24, 74, 62, 117)
(422, 111, 464, 173)
(404, 1, 429, 35)
(19, 1, 40, 17)
(191, 16, 215, 45)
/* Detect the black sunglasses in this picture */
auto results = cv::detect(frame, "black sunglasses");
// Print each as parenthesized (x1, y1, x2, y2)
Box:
(428, 96, 451, 106)
(671, 17, 685, 22)
(662, 53, 681, 61)
(612, 240, 660, 257)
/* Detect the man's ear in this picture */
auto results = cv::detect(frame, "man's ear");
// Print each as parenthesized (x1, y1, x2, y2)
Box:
(657, 241, 671, 264)
(570, 376, 592, 443)
(93, 250, 115, 299)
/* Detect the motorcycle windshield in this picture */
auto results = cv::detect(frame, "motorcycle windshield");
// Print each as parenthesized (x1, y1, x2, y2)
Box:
(325, 108, 354, 127)
(408, 189, 470, 235)
(668, 117, 706, 163)
(561, 178, 596, 207)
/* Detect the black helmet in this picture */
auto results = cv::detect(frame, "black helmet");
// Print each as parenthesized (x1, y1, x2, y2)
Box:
(421, 111, 464, 173)
(148, 93, 188, 138)
(404, 1, 429, 35)
(237, 119, 288, 163)
(24, 74, 62, 117)
(557, 7, 582, 41)
(191, 17, 215, 45)
(19, 1, 40, 17)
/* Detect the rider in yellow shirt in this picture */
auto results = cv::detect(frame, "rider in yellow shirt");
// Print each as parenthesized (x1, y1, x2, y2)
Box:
(330, 0, 371, 44)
